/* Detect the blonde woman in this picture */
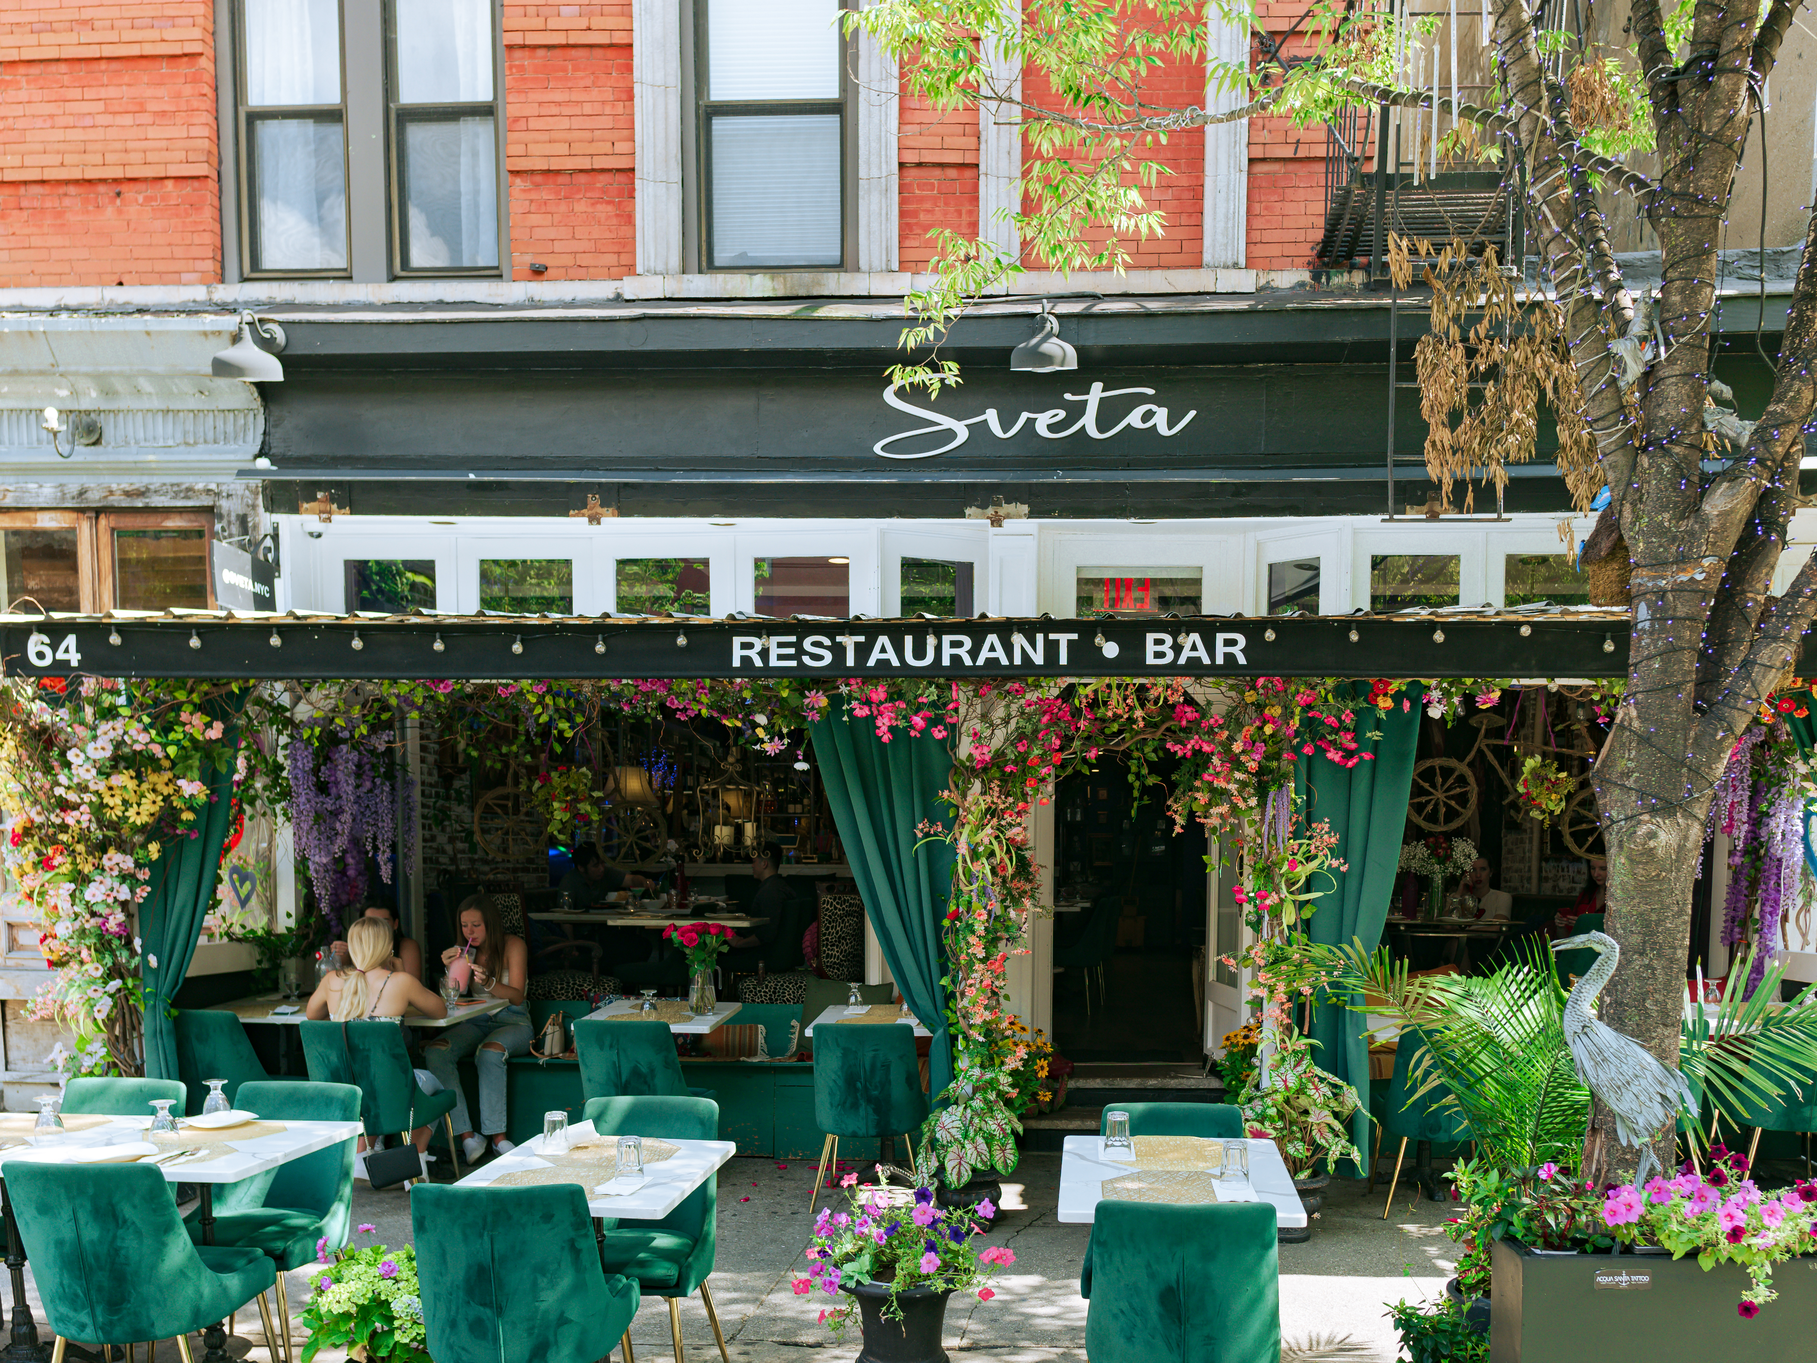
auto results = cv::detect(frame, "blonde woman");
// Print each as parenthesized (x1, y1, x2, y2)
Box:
(306, 917, 449, 1170)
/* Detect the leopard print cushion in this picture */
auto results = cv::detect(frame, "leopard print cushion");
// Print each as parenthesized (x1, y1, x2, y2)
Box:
(737, 971, 812, 1005)
(816, 893, 865, 982)
(528, 971, 621, 1001)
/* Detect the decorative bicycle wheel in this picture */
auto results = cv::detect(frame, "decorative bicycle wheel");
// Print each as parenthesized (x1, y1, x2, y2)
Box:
(596, 805, 667, 868)
(1560, 786, 1604, 858)
(1407, 758, 1477, 832)
(473, 783, 547, 861)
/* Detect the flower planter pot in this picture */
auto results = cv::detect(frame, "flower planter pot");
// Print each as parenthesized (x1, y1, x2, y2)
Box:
(1490, 1239, 1817, 1361)
(1445, 1275, 1489, 1333)
(935, 1174, 1001, 1213)
(843, 1281, 954, 1363)
(1277, 1172, 1329, 1244)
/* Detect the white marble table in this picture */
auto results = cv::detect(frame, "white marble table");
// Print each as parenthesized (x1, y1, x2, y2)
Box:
(212, 994, 510, 1028)
(0, 1113, 362, 1363)
(453, 1120, 735, 1220)
(581, 998, 743, 1034)
(802, 1003, 931, 1038)
(1055, 1134, 1308, 1229)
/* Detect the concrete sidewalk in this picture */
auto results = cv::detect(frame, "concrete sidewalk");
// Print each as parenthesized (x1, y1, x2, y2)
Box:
(20, 1155, 1455, 1362)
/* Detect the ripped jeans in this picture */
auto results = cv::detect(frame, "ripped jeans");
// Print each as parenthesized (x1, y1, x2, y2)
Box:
(423, 1004, 532, 1137)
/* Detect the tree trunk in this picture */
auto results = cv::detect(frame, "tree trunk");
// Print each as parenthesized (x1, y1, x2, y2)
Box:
(1587, 722, 1714, 1186)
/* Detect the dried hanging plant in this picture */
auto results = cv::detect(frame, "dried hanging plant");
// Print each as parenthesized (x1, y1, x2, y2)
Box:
(1391, 234, 1601, 513)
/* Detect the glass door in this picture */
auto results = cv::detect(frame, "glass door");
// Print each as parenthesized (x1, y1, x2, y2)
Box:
(1205, 837, 1249, 1056)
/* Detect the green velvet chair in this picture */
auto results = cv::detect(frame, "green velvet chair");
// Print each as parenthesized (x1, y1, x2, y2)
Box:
(1738, 1060, 1817, 1174)
(1375, 1027, 1472, 1214)
(180, 1081, 360, 1363)
(808, 1023, 928, 1213)
(174, 1009, 304, 1114)
(299, 1020, 460, 1181)
(573, 1019, 716, 1103)
(1098, 1102, 1244, 1139)
(412, 1182, 640, 1363)
(581, 1095, 726, 1363)
(6, 1161, 281, 1363)
(60, 1076, 185, 1117)
(1080, 1200, 1279, 1363)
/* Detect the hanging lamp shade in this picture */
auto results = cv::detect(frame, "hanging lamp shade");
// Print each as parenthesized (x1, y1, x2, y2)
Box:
(211, 312, 286, 381)
(1009, 310, 1077, 373)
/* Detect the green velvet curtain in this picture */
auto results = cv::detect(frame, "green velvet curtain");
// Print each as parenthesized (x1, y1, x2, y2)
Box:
(808, 712, 957, 1096)
(141, 695, 245, 1081)
(1294, 685, 1422, 1158)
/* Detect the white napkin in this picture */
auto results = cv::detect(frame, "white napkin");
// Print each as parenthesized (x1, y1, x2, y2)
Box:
(1213, 1180, 1260, 1203)
(594, 1174, 648, 1197)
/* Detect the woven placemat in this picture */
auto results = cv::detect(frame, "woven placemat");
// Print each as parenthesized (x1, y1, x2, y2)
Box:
(132, 1120, 290, 1146)
(0, 1113, 116, 1136)
(608, 1003, 695, 1025)
(217, 1001, 302, 1021)
(1102, 1169, 1225, 1205)
(1129, 1136, 1225, 1171)
(491, 1136, 679, 1188)
(834, 1005, 914, 1025)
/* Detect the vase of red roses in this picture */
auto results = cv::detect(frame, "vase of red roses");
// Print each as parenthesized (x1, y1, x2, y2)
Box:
(662, 920, 731, 1015)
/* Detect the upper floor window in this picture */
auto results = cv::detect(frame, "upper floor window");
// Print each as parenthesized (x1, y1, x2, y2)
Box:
(241, 0, 348, 274)
(391, 0, 501, 272)
(230, 0, 503, 280)
(697, 0, 847, 270)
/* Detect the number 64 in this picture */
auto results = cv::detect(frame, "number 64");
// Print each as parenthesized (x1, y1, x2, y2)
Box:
(25, 633, 82, 668)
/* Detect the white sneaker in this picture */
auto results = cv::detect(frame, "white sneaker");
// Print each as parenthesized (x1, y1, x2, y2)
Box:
(490, 1136, 516, 1157)
(461, 1134, 487, 1164)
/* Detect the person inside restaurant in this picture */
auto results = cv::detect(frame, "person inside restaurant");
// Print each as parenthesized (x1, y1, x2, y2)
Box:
(327, 901, 424, 981)
(423, 893, 533, 1165)
(1458, 858, 1513, 919)
(1554, 855, 1607, 937)
(558, 842, 650, 908)
(726, 841, 813, 973)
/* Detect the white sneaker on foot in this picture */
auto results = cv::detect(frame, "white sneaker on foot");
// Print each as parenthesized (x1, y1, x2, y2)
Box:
(490, 1136, 516, 1157)
(461, 1133, 487, 1164)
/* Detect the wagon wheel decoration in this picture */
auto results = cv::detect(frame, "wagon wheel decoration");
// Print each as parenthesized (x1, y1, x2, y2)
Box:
(1559, 787, 1604, 859)
(595, 806, 667, 869)
(1407, 758, 1478, 832)
(473, 780, 547, 861)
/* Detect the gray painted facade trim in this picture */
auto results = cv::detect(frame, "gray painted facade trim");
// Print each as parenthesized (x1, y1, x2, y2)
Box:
(978, 8, 1022, 280)
(633, 0, 684, 277)
(1203, 15, 1249, 270)
(856, 1, 901, 273)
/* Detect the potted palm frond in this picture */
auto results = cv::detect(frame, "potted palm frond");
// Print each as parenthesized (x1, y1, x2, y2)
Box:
(1323, 940, 1817, 1351)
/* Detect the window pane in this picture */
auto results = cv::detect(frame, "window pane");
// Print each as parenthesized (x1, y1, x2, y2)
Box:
(478, 559, 572, 614)
(401, 116, 499, 268)
(0, 529, 80, 612)
(708, 0, 841, 100)
(1370, 554, 1460, 611)
(1266, 559, 1320, 614)
(345, 560, 436, 612)
(617, 559, 711, 614)
(395, 0, 494, 103)
(900, 558, 974, 617)
(251, 117, 347, 270)
(114, 530, 208, 611)
(1074, 568, 1202, 617)
(1504, 553, 1590, 607)
(709, 115, 841, 268)
(245, 0, 341, 106)
(755, 557, 849, 617)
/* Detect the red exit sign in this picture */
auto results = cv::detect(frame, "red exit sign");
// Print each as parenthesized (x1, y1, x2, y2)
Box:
(1099, 577, 1153, 611)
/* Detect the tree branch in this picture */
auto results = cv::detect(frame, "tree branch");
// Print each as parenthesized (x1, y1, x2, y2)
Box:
(1754, 0, 1803, 78)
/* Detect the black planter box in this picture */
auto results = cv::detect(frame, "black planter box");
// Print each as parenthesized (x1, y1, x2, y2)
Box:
(1491, 1239, 1817, 1362)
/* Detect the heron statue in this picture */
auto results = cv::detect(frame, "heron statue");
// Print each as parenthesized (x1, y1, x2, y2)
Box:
(1552, 929, 1697, 1184)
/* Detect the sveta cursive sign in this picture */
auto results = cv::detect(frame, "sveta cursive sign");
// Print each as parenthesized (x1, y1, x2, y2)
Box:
(874, 381, 1198, 460)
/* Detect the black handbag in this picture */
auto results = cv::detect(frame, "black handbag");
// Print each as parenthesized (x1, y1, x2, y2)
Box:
(342, 1022, 425, 1189)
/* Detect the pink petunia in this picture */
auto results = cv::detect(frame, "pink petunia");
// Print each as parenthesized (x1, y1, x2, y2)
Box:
(978, 1288, 995, 1301)
(792, 1279, 810, 1295)
(1644, 1178, 1673, 1205)
(357, 1223, 376, 1234)
(1761, 1201, 1786, 1228)
(919, 1252, 940, 1274)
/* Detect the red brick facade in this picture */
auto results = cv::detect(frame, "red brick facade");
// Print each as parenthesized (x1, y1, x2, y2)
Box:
(0, 3, 1335, 288)
(0, 2, 220, 286)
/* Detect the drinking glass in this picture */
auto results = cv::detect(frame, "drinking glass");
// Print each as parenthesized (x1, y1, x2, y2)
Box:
(30, 1096, 64, 1147)
(848, 983, 863, 1008)
(899, 996, 913, 1017)
(557, 889, 574, 913)
(616, 1135, 644, 1178)
(1102, 1110, 1133, 1157)
(147, 1099, 182, 1148)
(279, 957, 300, 1001)
(441, 972, 462, 1006)
(640, 990, 658, 1014)
(1220, 1139, 1250, 1183)
(543, 1110, 569, 1155)
(202, 1079, 231, 1117)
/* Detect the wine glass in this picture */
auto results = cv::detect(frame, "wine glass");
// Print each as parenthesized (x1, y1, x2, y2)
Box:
(441, 972, 462, 1006)
(639, 990, 657, 1014)
(147, 1099, 182, 1148)
(30, 1096, 64, 1147)
(848, 983, 863, 1008)
(202, 1080, 230, 1117)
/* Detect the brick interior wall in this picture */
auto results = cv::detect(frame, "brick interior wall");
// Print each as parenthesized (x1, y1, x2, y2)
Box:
(898, 84, 978, 272)
(0, 3, 221, 287)
(503, 3, 635, 280)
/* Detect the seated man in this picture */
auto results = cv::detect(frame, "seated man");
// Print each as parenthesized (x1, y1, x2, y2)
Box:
(726, 842, 811, 974)
(1461, 857, 1513, 919)
(558, 843, 649, 908)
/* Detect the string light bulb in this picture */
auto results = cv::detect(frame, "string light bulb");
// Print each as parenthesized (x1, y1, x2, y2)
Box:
(432, 633, 445, 653)
(1432, 628, 1446, 643)
(1093, 631, 1106, 648)
(350, 630, 364, 651)
(676, 630, 689, 648)
(511, 634, 523, 656)
(1263, 628, 1276, 642)
(594, 634, 606, 655)
(108, 628, 122, 646)
(1519, 623, 1531, 637)
(268, 630, 281, 648)
(188, 630, 201, 651)
(1348, 627, 1360, 643)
